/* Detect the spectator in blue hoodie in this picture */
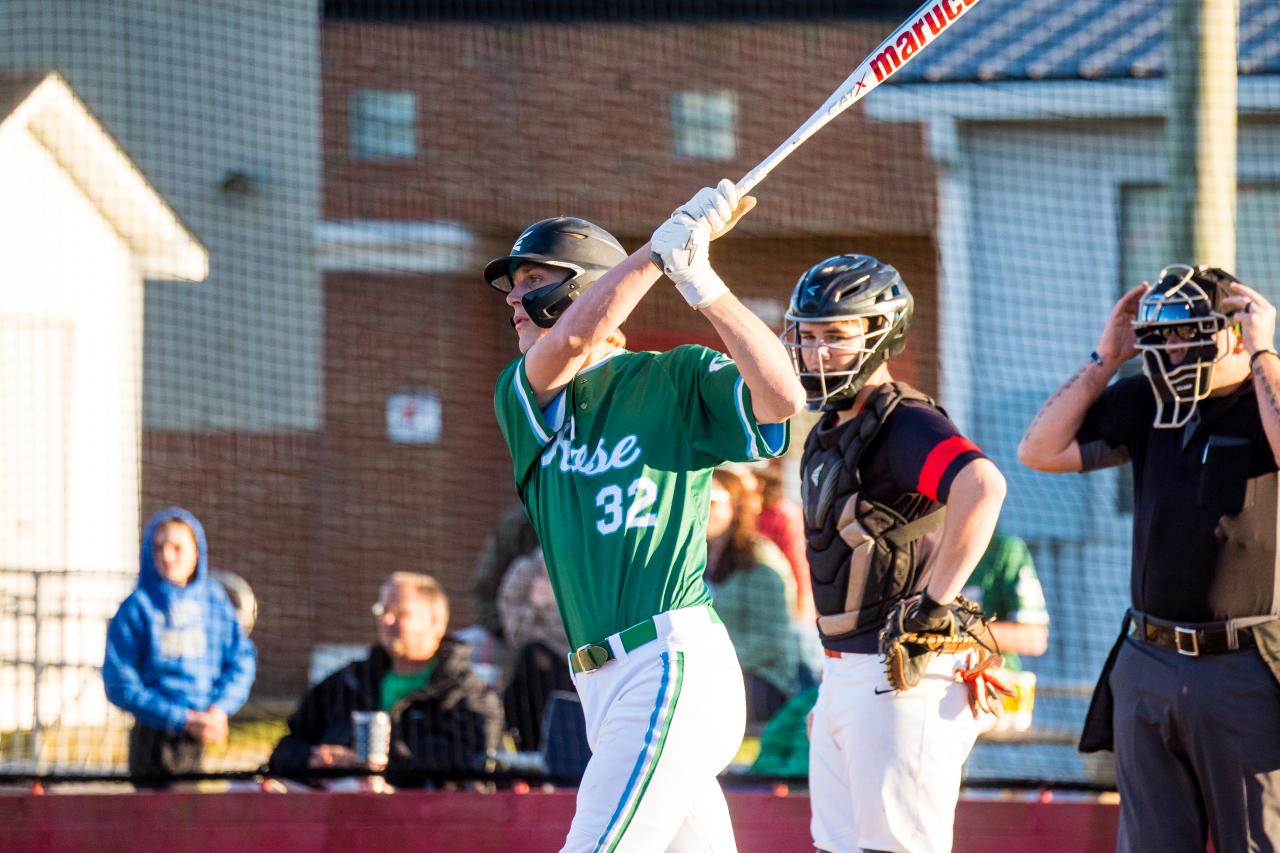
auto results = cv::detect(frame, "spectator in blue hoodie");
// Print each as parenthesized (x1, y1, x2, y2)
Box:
(103, 508, 257, 787)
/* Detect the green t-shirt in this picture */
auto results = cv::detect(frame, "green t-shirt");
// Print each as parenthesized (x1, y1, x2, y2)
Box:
(962, 532, 1049, 671)
(379, 662, 435, 712)
(494, 345, 789, 649)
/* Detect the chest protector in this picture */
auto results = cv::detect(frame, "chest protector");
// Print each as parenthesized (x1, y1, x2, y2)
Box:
(801, 382, 947, 642)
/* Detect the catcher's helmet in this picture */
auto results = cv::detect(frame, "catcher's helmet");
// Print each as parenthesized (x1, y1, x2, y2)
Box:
(1133, 264, 1238, 428)
(782, 254, 913, 411)
(484, 217, 627, 328)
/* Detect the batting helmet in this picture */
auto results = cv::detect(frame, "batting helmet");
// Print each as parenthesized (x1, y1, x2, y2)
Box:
(484, 217, 627, 328)
(1134, 263, 1238, 428)
(782, 254, 913, 411)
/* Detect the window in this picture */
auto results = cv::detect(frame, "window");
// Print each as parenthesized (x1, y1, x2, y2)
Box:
(670, 90, 737, 161)
(350, 90, 416, 159)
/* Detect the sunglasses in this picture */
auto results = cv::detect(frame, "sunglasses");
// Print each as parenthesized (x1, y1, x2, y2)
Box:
(1150, 325, 1202, 343)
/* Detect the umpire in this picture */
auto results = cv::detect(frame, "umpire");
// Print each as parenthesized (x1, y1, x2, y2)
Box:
(1020, 264, 1280, 852)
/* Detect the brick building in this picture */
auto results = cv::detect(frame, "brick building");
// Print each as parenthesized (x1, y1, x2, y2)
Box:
(278, 8, 941, 695)
(124, 5, 943, 699)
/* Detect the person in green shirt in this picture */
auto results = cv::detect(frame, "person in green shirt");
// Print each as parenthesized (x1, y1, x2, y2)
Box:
(268, 573, 502, 788)
(962, 531, 1050, 671)
(489, 180, 805, 852)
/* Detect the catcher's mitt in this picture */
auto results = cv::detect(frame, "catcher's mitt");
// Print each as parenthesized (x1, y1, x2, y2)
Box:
(878, 594, 995, 692)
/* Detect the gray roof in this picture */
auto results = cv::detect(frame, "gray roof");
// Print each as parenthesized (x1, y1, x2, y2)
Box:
(892, 0, 1280, 84)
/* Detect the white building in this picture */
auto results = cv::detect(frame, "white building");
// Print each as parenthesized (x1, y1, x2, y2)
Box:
(0, 71, 205, 744)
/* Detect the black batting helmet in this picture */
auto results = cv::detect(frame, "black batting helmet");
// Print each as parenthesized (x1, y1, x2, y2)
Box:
(484, 217, 627, 328)
(782, 254, 913, 410)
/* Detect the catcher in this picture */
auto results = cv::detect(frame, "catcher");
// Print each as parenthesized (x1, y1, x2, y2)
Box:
(785, 255, 1009, 853)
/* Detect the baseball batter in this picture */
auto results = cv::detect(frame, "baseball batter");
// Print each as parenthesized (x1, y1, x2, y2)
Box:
(488, 181, 805, 852)
(783, 255, 1007, 853)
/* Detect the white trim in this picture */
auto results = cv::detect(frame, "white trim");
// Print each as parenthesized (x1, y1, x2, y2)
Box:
(513, 360, 552, 445)
(316, 220, 475, 274)
(733, 376, 760, 461)
(578, 348, 626, 375)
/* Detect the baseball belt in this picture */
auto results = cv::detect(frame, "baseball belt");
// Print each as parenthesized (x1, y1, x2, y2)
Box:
(570, 606, 723, 675)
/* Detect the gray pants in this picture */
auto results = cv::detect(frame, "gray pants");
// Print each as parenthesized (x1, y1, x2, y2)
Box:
(1112, 636, 1280, 852)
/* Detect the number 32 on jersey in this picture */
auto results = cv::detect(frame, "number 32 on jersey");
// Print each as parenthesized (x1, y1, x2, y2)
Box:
(595, 477, 658, 535)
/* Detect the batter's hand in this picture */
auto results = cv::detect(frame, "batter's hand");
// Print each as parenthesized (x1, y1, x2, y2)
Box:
(651, 213, 709, 281)
(676, 179, 757, 240)
(1221, 281, 1277, 356)
(1096, 282, 1150, 363)
(650, 213, 729, 310)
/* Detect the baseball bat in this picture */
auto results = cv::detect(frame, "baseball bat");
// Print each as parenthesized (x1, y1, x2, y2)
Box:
(736, 0, 981, 197)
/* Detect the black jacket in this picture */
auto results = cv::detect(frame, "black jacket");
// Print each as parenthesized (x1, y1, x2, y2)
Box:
(268, 638, 502, 786)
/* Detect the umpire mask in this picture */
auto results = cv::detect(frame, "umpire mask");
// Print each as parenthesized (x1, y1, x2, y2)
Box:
(1133, 264, 1237, 428)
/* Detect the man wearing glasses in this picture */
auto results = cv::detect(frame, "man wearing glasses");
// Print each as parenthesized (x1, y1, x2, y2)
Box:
(269, 572, 502, 788)
(1019, 265, 1280, 851)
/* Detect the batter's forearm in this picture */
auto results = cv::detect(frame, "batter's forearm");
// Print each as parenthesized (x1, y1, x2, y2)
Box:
(526, 246, 663, 396)
(548, 245, 662, 353)
(1018, 356, 1119, 472)
(701, 294, 806, 423)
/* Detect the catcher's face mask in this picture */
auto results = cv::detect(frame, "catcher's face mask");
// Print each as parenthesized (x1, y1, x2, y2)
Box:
(785, 312, 898, 410)
(1133, 264, 1229, 428)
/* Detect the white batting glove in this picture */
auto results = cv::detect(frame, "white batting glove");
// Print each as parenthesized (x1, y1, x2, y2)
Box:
(649, 213, 729, 310)
(676, 178, 757, 240)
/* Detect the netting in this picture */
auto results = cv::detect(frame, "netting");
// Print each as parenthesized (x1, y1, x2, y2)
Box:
(0, 0, 1277, 794)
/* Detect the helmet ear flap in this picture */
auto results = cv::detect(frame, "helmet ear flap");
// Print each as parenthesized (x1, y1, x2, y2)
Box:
(523, 278, 581, 328)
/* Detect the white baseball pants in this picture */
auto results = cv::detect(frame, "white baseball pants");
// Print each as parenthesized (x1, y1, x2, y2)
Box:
(809, 651, 983, 853)
(562, 606, 746, 853)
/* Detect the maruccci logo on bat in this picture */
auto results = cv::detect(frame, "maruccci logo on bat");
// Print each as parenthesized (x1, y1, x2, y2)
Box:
(871, 0, 979, 82)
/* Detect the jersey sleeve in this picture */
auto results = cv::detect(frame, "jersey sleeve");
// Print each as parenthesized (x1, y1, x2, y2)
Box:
(982, 536, 1050, 626)
(654, 345, 789, 465)
(1075, 375, 1146, 472)
(493, 357, 557, 490)
(882, 402, 987, 504)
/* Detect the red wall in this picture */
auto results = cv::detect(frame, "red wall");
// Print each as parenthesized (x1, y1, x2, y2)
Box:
(3, 790, 1118, 853)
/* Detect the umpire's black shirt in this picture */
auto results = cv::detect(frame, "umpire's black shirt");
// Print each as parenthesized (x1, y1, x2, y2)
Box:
(1078, 374, 1279, 623)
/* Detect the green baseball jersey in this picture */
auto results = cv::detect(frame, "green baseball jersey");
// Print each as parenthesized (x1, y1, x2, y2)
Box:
(494, 345, 789, 650)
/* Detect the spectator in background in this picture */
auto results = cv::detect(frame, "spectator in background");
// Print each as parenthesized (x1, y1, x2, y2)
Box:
(103, 508, 256, 789)
(706, 467, 800, 726)
(461, 502, 540, 681)
(269, 572, 502, 788)
(210, 568, 258, 638)
(498, 548, 573, 751)
(962, 531, 1049, 670)
(470, 502, 540, 641)
(755, 459, 815, 625)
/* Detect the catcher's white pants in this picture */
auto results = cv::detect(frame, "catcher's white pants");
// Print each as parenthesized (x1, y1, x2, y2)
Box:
(809, 651, 983, 853)
(562, 606, 746, 853)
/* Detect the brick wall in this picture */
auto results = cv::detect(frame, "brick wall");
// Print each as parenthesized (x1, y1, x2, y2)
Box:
(322, 21, 936, 238)
(141, 16, 938, 701)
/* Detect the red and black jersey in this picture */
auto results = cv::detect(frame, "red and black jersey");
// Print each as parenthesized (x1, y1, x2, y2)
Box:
(801, 384, 987, 653)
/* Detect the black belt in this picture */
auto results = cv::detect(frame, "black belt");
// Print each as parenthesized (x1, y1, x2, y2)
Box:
(1128, 610, 1260, 656)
